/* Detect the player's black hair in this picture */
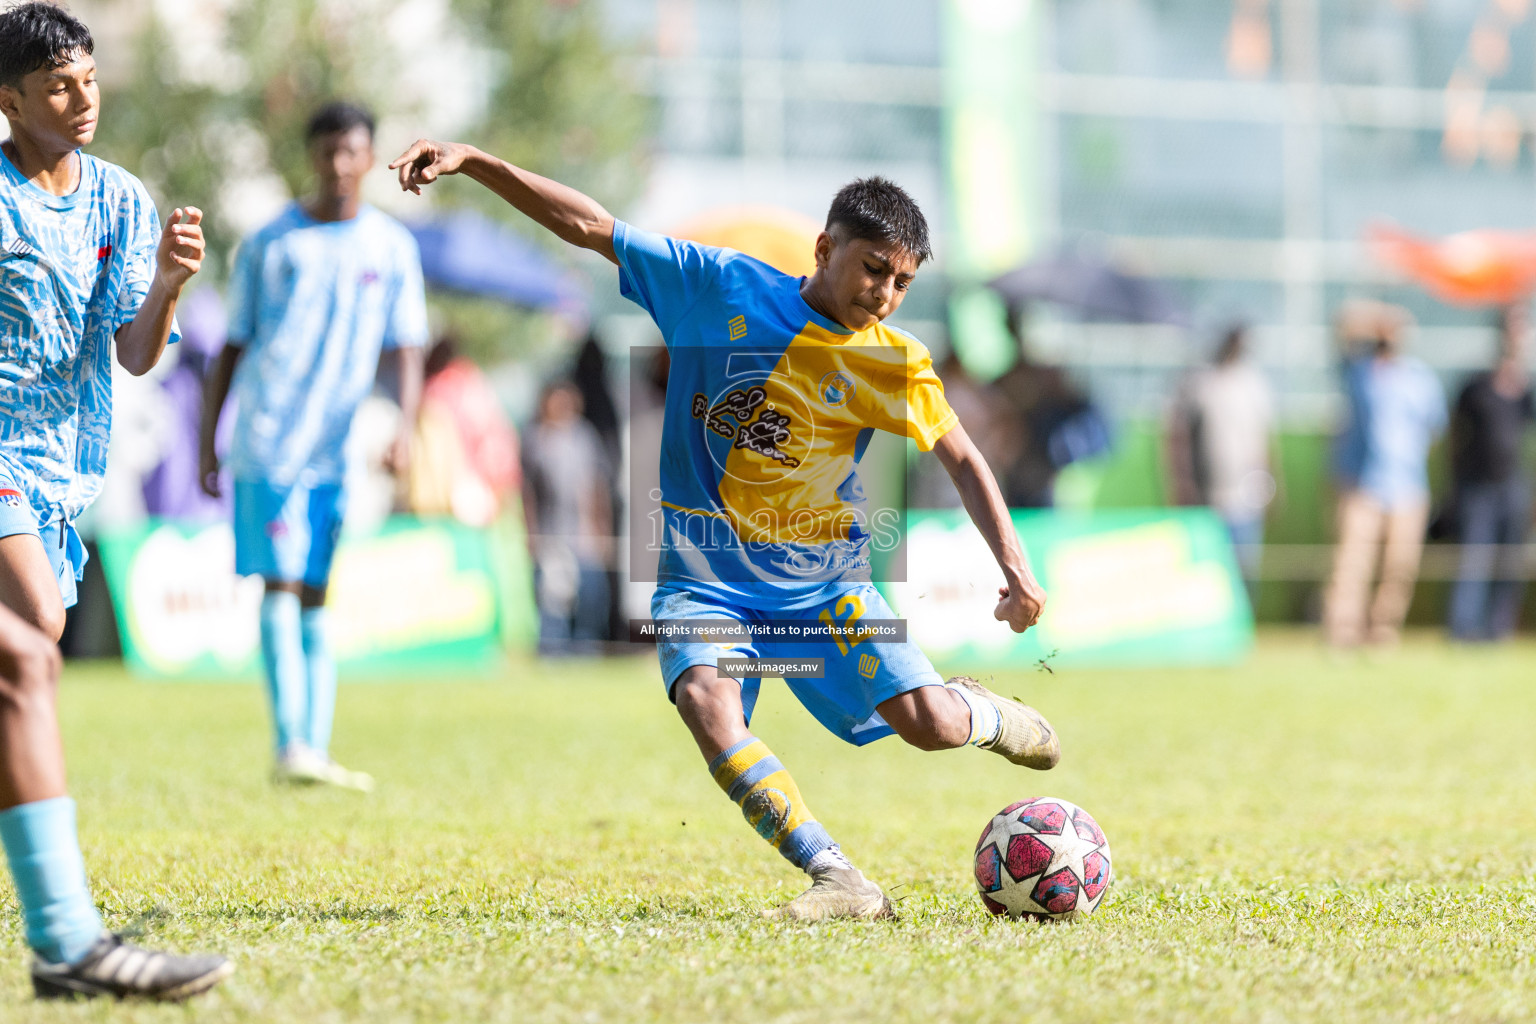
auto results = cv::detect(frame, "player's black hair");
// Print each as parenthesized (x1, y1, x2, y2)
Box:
(0, 2, 93, 91)
(825, 177, 932, 265)
(305, 101, 375, 143)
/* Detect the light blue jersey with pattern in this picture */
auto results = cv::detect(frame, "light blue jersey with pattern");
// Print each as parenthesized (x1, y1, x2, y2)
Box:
(0, 148, 174, 527)
(225, 202, 428, 485)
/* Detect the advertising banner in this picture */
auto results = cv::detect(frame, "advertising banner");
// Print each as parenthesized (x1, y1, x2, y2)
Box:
(883, 508, 1253, 667)
(97, 516, 527, 678)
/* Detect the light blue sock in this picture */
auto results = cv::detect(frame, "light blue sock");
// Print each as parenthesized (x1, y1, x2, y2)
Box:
(260, 590, 306, 753)
(301, 606, 336, 756)
(0, 798, 104, 964)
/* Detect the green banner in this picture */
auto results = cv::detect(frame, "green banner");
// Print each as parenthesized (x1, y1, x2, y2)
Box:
(882, 508, 1253, 666)
(97, 516, 532, 678)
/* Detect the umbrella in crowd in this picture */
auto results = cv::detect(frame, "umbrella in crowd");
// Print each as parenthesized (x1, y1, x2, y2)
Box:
(987, 250, 1189, 326)
(409, 211, 586, 311)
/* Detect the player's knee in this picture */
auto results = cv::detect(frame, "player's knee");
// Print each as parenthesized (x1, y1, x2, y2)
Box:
(26, 600, 66, 645)
(0, 634, 60, 712)
(673, 666, 735, 722)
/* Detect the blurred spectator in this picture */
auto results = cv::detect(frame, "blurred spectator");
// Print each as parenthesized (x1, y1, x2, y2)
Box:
(408, 337, 521, 526)
(570, 333, 624, 640)
(1323, 301, 1447, 647)
(573, 333, 621, 465)
(1446, 306, 1534, 641)
(523, 380, 613, 653)
(909, 353, 1009, 509)
(1166, 324, 1276, 587)
(990, 314, 1111, 508)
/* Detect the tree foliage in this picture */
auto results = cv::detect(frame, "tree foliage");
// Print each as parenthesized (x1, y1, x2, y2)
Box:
(86, 0, 648, 314)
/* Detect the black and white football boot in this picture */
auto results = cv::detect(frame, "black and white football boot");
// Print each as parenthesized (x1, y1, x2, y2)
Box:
(30, 932, 233, 1001)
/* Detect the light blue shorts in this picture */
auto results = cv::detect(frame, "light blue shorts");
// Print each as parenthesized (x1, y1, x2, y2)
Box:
(0, 477, 86, 609)
(233, 479, 346, 587)
(652, 582, 944, 746)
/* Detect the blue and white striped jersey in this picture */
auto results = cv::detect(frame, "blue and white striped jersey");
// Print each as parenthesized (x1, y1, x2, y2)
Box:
(224, 202, 428, 486)
(0, 148, 174, 527)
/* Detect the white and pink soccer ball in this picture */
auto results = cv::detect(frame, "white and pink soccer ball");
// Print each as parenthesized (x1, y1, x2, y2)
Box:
(973, 796, 1112, 920)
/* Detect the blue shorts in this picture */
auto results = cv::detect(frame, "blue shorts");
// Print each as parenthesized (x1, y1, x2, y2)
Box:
(652, 582, 943, 746)
(0, 478, 86, 609)
(233, 479, 346, 587)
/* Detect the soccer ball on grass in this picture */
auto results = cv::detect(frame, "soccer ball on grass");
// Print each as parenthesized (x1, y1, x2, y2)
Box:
(973, 796, 1112, 920)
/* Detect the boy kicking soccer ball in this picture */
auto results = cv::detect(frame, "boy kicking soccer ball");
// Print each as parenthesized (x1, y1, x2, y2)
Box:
(0, 2, 230, 998)
(390, 138, 1059, 920)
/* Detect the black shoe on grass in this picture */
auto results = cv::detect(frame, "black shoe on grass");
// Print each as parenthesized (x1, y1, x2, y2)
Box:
(31, 933, 233, 1001)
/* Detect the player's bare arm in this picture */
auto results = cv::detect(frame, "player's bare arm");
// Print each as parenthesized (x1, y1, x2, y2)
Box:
(389, 140, 617, 264)
(115, 207, 204, 376)
(933, 423, 1046, 633)
(198, 342, 244, 499)
(382, 346, 425, 475)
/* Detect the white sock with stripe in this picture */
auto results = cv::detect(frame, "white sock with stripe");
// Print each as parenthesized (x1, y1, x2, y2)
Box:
(945, 681, 1003, 747)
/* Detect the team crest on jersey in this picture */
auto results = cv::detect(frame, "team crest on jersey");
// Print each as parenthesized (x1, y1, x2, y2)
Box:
(819, 370, 855, 408)
(0, 489, 22, 509)
(692, 387, 801, 468)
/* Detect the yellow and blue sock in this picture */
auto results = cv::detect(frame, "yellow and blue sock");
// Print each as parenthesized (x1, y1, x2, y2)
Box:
(709, 737, 835, 870)
(260, 591, 305, 753)
(0, 798, 104, 964)
(300, 607, 335, 755)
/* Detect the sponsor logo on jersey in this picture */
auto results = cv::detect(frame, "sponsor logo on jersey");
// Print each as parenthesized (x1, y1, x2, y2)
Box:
(727, 314, 747, 341)
(692, 386, 801, 468)
(0, 489, 22, 509)
(858, 652, 880, 678)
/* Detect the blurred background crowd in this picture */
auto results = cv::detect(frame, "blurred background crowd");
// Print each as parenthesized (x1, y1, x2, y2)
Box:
(47, 0, 1536, 663)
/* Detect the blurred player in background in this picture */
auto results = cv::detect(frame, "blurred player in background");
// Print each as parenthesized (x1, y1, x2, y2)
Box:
(0, 2, 231, 1000)
(390, 138, 1060, 921)
(200, 102, 428, 792)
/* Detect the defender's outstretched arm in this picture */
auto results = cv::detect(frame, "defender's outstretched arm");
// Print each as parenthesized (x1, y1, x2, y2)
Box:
(389, 141, 617, 265)
(933, 423, 1047, 633)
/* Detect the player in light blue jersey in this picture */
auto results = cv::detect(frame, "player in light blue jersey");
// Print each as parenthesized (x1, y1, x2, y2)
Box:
(390, 138, 1061, 921)
(0, 2, 231, 1001)
(200, 102, 429, 793)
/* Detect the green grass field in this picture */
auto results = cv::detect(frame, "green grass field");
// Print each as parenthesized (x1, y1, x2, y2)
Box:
(4, 631, 1536, 1022)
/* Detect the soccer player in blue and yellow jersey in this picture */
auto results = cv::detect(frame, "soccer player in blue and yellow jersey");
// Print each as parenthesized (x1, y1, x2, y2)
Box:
(200, 102, 429, 792)
(390, 138, 1059, 920)
(0, 2, 231, 1000)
